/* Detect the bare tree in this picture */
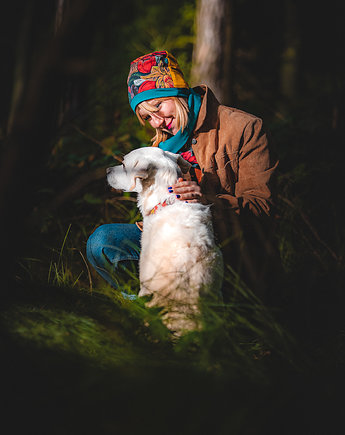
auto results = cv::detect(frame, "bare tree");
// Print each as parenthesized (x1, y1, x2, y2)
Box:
(6, 2, 34, 134)
(191, 0, 234, 105)
(280, 0, 300, 101)
(0, 0, 92, 291)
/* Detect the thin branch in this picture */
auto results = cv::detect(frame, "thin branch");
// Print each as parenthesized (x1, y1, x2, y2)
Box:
(42, 166, 105, 212)
(71, 123, 123, 163)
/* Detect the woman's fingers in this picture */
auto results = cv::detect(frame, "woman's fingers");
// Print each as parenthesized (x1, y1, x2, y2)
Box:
(172, 182, 201, 196)
(168, 179, 202, 202)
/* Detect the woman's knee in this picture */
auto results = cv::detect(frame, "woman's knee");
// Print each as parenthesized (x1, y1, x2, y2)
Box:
(86, 223, 141, 269)
(86, 225, 110, 268)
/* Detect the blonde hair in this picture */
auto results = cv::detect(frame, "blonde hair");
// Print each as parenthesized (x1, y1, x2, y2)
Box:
(136, 97, 189, 146)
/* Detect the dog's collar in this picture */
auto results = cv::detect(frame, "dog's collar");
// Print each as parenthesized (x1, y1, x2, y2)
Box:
(149, 200, 169, 215)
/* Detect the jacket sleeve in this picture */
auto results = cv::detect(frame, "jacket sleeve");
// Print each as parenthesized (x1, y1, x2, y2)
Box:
(205, 118, 278, 218)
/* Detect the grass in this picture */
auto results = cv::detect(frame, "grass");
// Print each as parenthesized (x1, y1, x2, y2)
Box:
(7, 243, 296, 374)
(0, 280, 289, 434)
(2, 270, 342, 434)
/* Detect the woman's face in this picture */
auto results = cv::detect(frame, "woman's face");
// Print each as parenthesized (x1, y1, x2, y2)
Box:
(138, 98, 178, 135)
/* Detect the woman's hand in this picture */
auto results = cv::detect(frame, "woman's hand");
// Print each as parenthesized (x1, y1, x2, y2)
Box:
(168, 178, 203, 203)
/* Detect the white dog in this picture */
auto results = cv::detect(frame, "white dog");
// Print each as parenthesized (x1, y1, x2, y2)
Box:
(107, 147, 223, 336)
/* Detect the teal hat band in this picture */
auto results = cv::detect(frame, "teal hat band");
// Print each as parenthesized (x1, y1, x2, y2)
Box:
(130, 88, 190, 112)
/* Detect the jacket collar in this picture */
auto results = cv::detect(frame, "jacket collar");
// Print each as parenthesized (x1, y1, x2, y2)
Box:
(192, 85, 220, 133)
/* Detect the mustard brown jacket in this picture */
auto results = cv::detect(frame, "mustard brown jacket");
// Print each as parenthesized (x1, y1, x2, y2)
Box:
(188, 86, 280, 295)
(191, 85, 278, 221)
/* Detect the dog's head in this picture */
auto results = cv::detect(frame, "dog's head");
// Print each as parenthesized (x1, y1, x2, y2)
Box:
(107, 147, 191, 194)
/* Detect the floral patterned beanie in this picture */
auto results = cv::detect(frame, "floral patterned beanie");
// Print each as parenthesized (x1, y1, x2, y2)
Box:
(127, 50, 191, 112)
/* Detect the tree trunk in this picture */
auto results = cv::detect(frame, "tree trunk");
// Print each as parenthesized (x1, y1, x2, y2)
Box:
(191, 0, 234, 105)
(0, 0, 91, 293)
(6, 1, 34, 135)
(280, 0, 300, 101)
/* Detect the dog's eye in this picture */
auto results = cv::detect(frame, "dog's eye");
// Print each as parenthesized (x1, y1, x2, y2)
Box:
(155, 102, 161, 109)
(143, 115, 151, 121)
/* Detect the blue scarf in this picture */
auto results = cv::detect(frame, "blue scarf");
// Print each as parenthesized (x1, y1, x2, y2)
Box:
(158, 88, 202, 154)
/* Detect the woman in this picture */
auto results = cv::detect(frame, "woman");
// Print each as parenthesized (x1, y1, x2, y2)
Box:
(87, 50, 279, 300)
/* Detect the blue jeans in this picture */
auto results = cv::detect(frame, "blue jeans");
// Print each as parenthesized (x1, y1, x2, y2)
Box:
(86, 224, 141, 299)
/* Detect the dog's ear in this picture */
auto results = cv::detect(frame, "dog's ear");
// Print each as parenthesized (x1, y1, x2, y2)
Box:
(128, 161, 152, 191)
(164, 151, 191, 174)
(129, 172, 148, 191)
(176, 155, 191, 174)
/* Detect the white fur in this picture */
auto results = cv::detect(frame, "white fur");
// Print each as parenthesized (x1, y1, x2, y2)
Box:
(107, 147, 223, 336)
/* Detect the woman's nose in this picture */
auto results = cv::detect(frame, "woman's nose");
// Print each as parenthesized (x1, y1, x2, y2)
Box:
(149, 113, 164, 128)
